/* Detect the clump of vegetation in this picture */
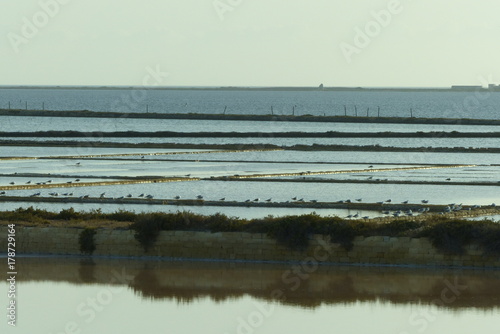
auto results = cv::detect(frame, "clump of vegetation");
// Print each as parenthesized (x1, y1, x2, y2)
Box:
(325, 220, 366, 251)
(264, 215, 315, 251)
(419, 219, 500, 256)
(130, 214, 163, 252)
(79, 228, 97, 255)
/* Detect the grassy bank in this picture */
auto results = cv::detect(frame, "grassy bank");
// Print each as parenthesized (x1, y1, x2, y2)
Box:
(1, 207, 499, 256)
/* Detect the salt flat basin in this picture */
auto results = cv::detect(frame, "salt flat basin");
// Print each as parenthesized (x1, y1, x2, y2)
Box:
(4, 136, 500, 150)
(2, 115, 500, 133)
(1, 257, 499, 334)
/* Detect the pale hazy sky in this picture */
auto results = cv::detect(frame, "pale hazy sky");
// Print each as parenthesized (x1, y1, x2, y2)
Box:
(1, 0, 499, 87)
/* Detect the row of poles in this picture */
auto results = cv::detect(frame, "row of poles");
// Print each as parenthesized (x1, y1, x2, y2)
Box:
(4, 101, 45, 110)
(224, 105, 415, 117)
(3, 102, 415, 118)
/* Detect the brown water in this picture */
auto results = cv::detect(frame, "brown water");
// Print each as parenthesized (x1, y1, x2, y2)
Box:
(2, 257, 499, 334)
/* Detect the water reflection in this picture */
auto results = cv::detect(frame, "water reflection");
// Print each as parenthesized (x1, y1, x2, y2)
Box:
(14, 257, 500, 311)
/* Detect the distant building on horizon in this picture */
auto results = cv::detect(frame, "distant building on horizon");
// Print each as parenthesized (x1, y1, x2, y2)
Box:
(451, 85, 483, 90)
(451, 84, 500, 91)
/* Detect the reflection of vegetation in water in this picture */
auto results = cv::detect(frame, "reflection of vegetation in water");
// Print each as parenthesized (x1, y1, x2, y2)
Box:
(11, 257, 500, 310)
(3, 207, 500, 256)
(78, 258, 96, 283)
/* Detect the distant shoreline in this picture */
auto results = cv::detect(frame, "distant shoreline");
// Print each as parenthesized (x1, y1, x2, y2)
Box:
(1, 109, 500, 126)
(1, 85, 500, 92)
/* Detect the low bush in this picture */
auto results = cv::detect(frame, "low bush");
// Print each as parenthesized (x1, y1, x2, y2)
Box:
(130, 214, 163, 252)
(79, 228, 97, 255)
(419, 219, 500, 256)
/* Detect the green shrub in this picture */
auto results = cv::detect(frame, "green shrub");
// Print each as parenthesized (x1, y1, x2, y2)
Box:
(326, 221, 364, 251)
(106, 210, 137, 222)
(57, 207, 81, 220)
(265, 215, 313, 251)
(130, 214, 163, 252)
(79, 228, 97, 255)
(420, 220, 477, 255)
(206, 213, 244, 232)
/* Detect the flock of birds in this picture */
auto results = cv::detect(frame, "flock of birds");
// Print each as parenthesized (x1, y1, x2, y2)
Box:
(6, 178, 82, 186)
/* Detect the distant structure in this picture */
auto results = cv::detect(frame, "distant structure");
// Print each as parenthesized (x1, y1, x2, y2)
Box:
(319, 83, 324, 90)
(451, 84, 500, 91)
(451, 85, 482, 91)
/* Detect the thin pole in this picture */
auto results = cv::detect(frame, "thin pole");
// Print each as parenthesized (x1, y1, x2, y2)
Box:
(344, 105, 347, 116)
(42, 102, 45, 111)
(366, 107, 369, 117)
(355, 105, 357, 117)
(8, 102, 10, 109)
(223, 106, 227, 114)
(146, 104, 149, 113)
(378, 106, 380, 117)
(410, 108, 413, 117)
(271, 106, 273, 115)
(25, 101, 27, 110)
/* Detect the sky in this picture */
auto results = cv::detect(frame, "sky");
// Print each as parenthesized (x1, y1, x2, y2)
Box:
(0, 0, 499, 87)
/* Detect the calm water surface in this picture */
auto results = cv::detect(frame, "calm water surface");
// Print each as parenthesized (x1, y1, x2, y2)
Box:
(2, 88, 500, 118)
(1, 257, 499, 334)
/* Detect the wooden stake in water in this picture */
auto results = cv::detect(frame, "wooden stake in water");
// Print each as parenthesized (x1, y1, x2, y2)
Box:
(271, 106, 273, 115)
(410, 108, 413, 118)
(42, 102, 45, 111)
(223, 106, 227, 114)
(378, 106, 380, 117)
(344, 105, 347, 116)
(25, 101, 27, 110)
(355, 105, 357, 116)
(366, 107, 369, 117)
(146, 104, 149, 113)
(293, 105, 295, 116)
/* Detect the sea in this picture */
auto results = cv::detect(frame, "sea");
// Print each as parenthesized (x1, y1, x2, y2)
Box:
(1, 88, 500, 334)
